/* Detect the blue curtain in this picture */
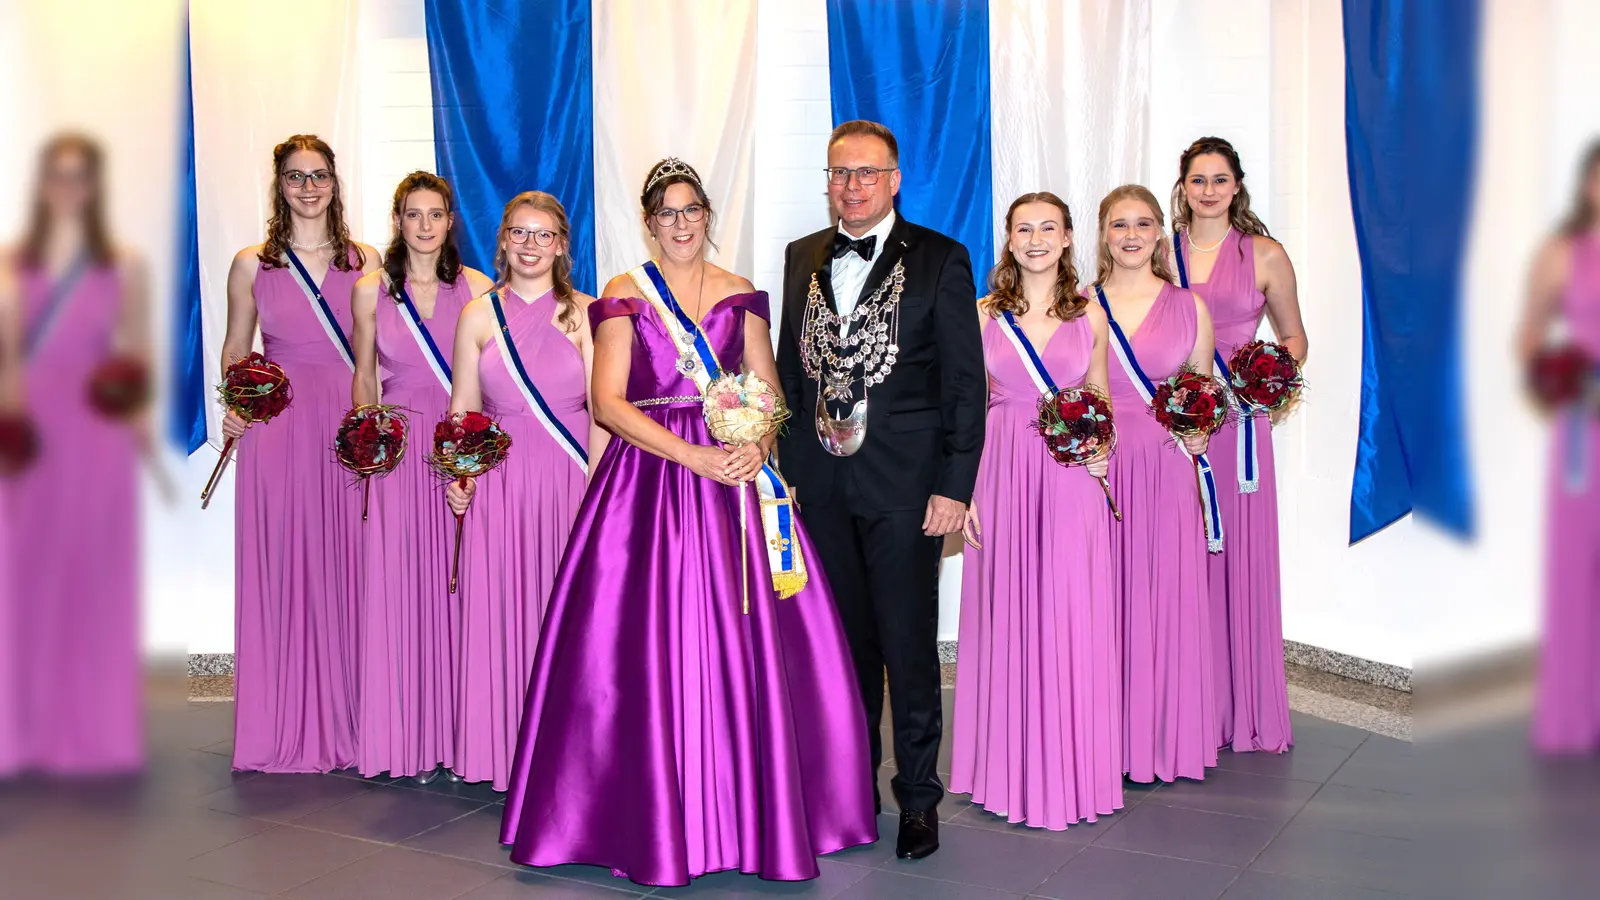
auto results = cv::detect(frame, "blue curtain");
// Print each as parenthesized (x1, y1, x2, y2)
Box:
(169, 11, 206, 454)
(424, 0, 596, 293)
(1344, 0, 1479, 543)
(825, 0, 993, 291)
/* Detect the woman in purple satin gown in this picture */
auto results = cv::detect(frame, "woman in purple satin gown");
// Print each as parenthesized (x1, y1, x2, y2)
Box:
(444, 192, 600, 791)
(224, 135, 380, 772)
(1, 134, 144, 775)
(1094, 185, 1219, 784)
(349, 173, 495, 783)
(498, 159, 876, 887)
(952, 192, 1122, 829)
(1527, 141, 1600, 753)
(1170, 137, 1308, 754)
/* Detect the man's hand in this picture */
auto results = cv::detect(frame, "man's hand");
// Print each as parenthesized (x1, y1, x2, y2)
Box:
(923, 494, 966, 537)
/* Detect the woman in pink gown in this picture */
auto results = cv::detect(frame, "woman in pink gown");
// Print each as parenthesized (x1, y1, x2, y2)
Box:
(952, 192, 1122, 829)
(443, 191, 600, 790)
(498, 159, 875, 887)
(1093, 185, 1218, 784)
(1527, 141, 1600, 753)
(1170, 137, 1308, 754)
(224, 135, 380, 772)
(1, 134, 143, 775)
(349, 172, 493, 782)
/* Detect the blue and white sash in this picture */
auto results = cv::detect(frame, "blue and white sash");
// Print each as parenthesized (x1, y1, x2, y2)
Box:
(1175, 234, 1258, 494)
(284, 249, 355, 371)
(629, 260, 806, 599)
(395, 282, 453, 395)
(25, 253, 89, 360)
(488, 291, 588, 472)
(1095, 284, 1224, 553)
(997, 310, 1058, 394)
(1562, 406, 1590, 496)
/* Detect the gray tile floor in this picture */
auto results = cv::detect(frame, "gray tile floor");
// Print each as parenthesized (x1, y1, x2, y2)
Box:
(2, 693, 1467, 899)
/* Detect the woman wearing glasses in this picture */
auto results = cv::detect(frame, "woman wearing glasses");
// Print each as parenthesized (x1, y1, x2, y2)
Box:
(223, 134, 379, 773)
(499, 159, 874, 886)
(348, 172, 494, 784)
(443, 191, 600, 790)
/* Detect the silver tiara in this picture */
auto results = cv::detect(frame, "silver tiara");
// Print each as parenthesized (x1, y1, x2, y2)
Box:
(646, 157, 699, 191)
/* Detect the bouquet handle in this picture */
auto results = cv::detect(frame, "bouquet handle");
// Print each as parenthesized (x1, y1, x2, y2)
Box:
(1097, 476, 1122, 522)
(362, 478, 371, 522)
(200, 437, 237, 509)
(449, 476, 466, 594)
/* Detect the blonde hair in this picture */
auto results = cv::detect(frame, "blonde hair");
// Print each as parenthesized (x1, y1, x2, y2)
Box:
(1094, 185, 1177, 286)
(493, 191, 580, 333)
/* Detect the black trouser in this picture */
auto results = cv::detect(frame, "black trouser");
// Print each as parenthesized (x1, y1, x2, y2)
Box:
(801, 479, 945, 813)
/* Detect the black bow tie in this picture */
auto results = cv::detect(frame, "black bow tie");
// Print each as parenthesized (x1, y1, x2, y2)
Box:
(832, 232, 877, 262)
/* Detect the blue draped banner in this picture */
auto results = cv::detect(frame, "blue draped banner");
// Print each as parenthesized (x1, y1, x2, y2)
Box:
(170, 10, 206, 454)
(825, 0, 993, 291)
(424, 0, 596, 294)
(1343, 0, 1479, 543)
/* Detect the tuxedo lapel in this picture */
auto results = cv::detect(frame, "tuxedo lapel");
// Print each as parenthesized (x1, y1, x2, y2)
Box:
(854, 215, 914, 310)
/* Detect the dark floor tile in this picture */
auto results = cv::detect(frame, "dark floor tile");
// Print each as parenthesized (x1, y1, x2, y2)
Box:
(291, 785, 489, 843)
(1031, 846, 1239, 900)
(198, 773, 375, 823)
(834, 869, 1025, 900)
(327, 766, 409, 786)
(176, 879, 271, 899)
(947, 801, 1117, 844)
(650, 858, 872, 897)
(877, 821, 1076, 894)
(1288, 714, 1371, 752)
(281, 846, 505, 900)
(396, 773, 511, 804)
(1213, 742, 1358, 784)
(1221, 869, 1408, 899)
(1293, 783, 1418, 841)
(170, 750, 263, 799)
(169, 807, 278, 859)
(460, 871, 652, 897)
(520, 863, 659, 893)
(200, 739, 236, 758)
(1327, 741, 1413, 795)
(1251, 821, 1420, 895)
(1094, 803, 1282, 867)
(181, 703, 237, 750)
(1148, 769, 1321, 823)
(184, 825, 384, 895)
(405, 806, 519, 868)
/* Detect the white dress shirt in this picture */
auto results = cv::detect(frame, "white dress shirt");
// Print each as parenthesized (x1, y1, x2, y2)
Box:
(830, 210, 897, 322)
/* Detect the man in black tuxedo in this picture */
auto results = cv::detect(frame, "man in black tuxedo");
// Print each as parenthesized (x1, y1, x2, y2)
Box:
(776, 120, 985, 860)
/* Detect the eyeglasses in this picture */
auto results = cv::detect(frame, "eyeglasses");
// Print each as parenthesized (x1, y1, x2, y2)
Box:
(507, 226, 557, 247)
(282, 169, 333, 189)
(824, 166, 897, 187)
(652, 204, 706, 228)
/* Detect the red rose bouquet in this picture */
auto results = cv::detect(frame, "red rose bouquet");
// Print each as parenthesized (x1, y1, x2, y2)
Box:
(0, 414, 38, 477)
(1527, 344, 1594, 411)
(86, 355, 151, 419)
(1035, 384, 1121, 520)
(428, 411, 513, 593)
(1228, 340, 1305, 418)
(1151, 366, 1231, 439)
(201, 353, 293, 509)
(334, 404, 410, 521)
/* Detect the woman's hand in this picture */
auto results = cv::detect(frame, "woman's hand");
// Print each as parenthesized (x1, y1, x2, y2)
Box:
(1181, 432, 1210, 456)
(720, 442, 766, 484)
(445, 477, 476, 516)
(961, 505, 982, 550)
(221, 409, 250, 440)
(1086, 456, 1109, 479)
(682, 444, 739, 486)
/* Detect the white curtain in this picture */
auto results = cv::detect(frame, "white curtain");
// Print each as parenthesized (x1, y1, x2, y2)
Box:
(591, 0, 758, 284)
(988, 0, 1152, 280)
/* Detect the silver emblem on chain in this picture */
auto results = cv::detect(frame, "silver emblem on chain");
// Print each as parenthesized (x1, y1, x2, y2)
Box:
(800, 262, 905, 456)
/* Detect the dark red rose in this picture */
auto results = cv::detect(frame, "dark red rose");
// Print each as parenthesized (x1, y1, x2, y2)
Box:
(459, 411, 492, 433)
(1249, 354, 1278, 379)
(1189, 392, 1218, 421)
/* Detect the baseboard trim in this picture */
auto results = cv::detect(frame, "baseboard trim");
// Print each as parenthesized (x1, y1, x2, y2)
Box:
(194, 639, 1412, 693)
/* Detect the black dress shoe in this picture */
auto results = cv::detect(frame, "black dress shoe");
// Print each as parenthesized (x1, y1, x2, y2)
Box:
(895, 808, 939, 859)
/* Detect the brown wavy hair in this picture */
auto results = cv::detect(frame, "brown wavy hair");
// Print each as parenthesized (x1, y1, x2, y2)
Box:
(19, 132, 113, 269)
(493, 191, 580, 333)
(1561, 138, 1600, 237)
(383, 171, 464, 302)
(1094, 185, 1178, 286)
(985, 192, 1084, 321)
(1170, 136, 1272, 246)
(258, 134, 363, 271)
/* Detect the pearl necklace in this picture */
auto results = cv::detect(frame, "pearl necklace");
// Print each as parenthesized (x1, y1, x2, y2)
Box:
(1186, 226, 1231, 254)
(290, 238, 332, 251)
